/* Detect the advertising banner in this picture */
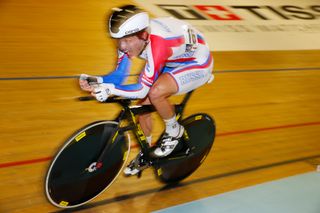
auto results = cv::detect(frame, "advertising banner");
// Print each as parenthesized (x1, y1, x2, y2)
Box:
(134, 0, 320, 51)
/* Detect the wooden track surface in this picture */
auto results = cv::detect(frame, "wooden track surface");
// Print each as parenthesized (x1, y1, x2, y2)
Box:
(1, 1, 320, 212)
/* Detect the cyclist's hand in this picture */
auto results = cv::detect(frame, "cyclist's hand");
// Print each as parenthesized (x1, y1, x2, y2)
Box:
(79, 74, 103, 92)
(92, 83, 115, 102)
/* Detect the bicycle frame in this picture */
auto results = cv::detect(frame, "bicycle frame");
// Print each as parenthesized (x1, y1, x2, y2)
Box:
(84, 91, 194, 170)
(46, 90, 214, 208)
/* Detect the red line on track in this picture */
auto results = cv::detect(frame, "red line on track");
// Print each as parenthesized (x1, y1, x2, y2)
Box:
(0, 157, 52, 169)
(1, 121, 320, 169)
(216, 121, 320, 137)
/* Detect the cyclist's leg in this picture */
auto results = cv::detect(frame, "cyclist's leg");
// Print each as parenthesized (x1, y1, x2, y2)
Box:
(148, 73, 185, 157)
(138, 74, 181, 145)
(150, 50, 213, 157)
(148, 73, 177, 121)
(150, 51, 213, 123)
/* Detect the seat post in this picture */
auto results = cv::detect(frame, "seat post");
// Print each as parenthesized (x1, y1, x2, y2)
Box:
(176, 91, 194, 121)
(181, 91, 194, 107)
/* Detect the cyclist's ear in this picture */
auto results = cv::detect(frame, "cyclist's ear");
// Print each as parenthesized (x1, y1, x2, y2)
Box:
(137, 30, 149, 41)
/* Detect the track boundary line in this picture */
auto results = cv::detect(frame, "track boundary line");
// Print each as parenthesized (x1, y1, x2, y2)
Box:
(1, 121, 320, 169)
(0, 67, 319, 81)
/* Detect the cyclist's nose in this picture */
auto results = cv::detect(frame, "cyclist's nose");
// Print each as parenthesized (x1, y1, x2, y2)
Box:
(118, 40, 128, 53)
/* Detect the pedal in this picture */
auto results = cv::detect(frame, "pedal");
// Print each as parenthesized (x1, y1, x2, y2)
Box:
(124, 152, 150, 177)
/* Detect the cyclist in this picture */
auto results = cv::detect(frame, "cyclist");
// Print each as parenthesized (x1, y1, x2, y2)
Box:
(79, 5, 214, 174)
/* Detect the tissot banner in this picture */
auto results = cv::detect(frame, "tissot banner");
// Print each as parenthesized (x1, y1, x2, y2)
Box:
(133, 0, 320, 51)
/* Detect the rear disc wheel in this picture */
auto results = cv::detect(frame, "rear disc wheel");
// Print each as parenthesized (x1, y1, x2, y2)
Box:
(155, 113, 215, 184)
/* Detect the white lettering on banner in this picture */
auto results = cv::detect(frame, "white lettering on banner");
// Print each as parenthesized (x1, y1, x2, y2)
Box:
(133, 0, 320, 51)
(194, 24, 320, 33)
(157, 5, 320, 21)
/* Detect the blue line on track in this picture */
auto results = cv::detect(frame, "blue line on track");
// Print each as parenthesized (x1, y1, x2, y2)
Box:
(0, 67, 319, 81)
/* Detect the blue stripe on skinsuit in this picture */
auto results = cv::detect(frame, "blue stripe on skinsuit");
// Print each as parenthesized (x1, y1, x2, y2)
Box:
(114, 83, 144, 92)
(162, 66, 174, 74)
(102, 54, 131, 85)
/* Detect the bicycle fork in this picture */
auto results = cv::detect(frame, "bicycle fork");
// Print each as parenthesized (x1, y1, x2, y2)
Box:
(85, 110, 129, 173)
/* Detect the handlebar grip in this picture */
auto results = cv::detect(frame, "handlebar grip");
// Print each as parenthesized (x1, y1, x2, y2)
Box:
(87, 76, 98, 83)
(78, 96, 95, 101)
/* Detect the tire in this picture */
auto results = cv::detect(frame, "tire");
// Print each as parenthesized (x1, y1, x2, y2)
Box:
(45, 121, 130, 208)
(155, 113, 215, 184)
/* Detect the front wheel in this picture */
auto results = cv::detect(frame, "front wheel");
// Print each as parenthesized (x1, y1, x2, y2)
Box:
(45, 121, 130, 208)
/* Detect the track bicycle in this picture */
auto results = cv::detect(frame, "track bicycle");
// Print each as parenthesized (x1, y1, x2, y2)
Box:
(45, 90, 216, 208)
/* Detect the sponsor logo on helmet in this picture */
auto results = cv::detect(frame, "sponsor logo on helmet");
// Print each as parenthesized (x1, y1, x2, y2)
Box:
(125, 28, 140, 35)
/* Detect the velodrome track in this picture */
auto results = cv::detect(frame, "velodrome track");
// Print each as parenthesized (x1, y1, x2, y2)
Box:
(1, 1, 320, 212)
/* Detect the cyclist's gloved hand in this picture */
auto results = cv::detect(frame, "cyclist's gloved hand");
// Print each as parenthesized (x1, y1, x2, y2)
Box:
(92, 83, 115, 102)
(79, 74, 103, 92)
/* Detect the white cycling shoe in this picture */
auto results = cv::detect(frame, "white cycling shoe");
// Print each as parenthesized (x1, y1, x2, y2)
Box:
(153, 126, 185, 158)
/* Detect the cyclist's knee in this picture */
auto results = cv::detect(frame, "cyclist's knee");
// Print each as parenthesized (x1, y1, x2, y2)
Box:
(149, 83, 176, 102)
(148, 85, 163, 101)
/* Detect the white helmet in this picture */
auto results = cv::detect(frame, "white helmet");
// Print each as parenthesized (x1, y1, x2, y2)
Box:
(109, 5, 149, 39)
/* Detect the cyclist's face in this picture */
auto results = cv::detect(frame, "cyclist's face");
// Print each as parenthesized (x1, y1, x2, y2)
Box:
(117, 35, 145, 58)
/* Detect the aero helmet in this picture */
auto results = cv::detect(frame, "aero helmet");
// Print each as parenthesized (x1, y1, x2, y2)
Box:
(109, 5, 149, 39)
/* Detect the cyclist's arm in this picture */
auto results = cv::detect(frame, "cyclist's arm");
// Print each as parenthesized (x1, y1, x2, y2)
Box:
(104, 36, 171, 99)
(110, 78, 151, 99)
(101, 50, 131, 85)
(110, 60, 156, 99)
(111, 36, 171, 99)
